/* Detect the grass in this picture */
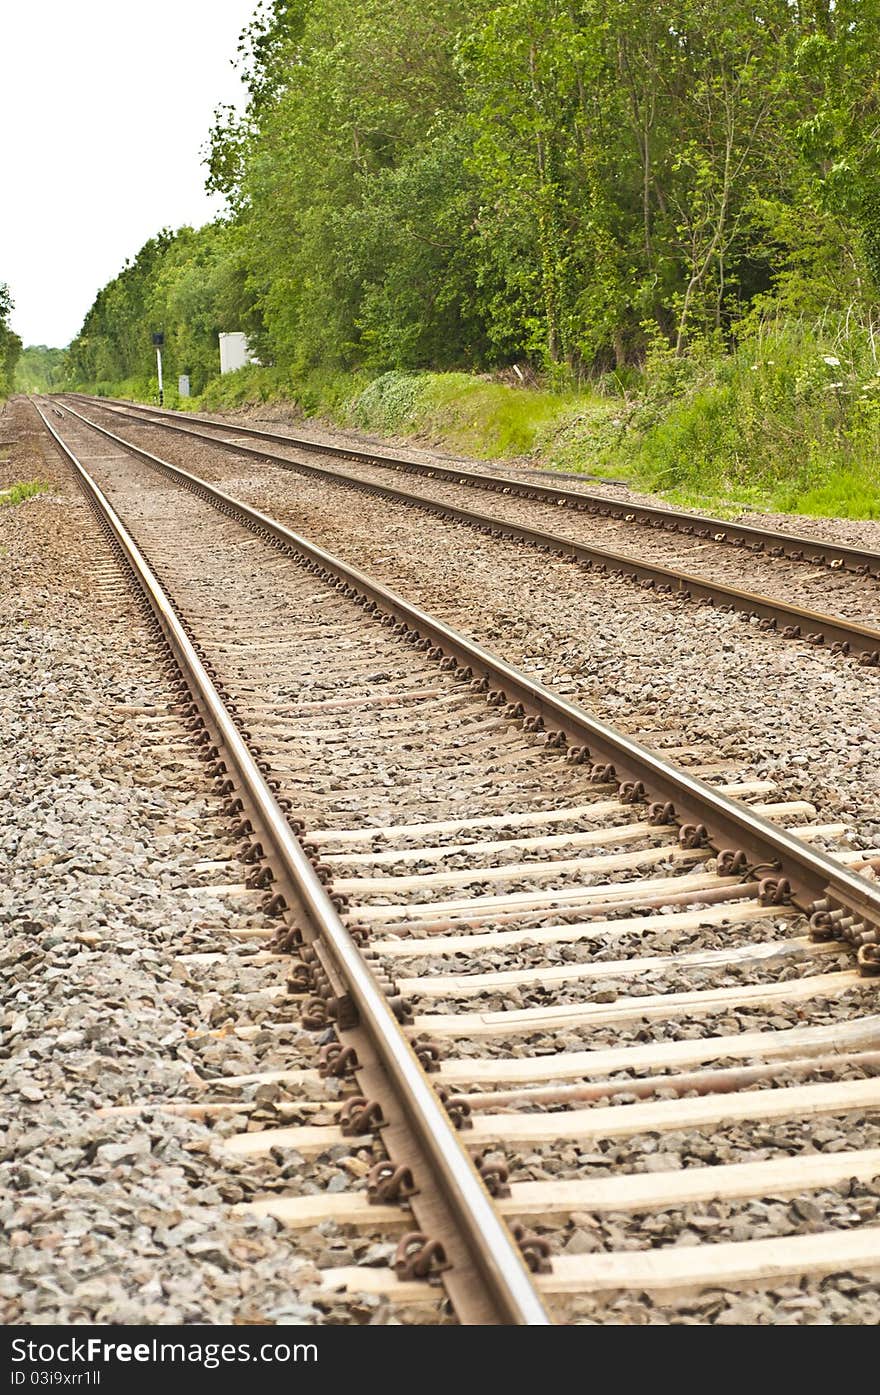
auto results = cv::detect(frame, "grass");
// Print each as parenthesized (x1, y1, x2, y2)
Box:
(0, 480, 47, 506)
(535, 317, 880, 518)
(628, 331, 880, 518)
(345, 370, 597, 457)
(183, 365, 298, 413)
(70, 313, 880, 521)
(172, 363, 607, 459)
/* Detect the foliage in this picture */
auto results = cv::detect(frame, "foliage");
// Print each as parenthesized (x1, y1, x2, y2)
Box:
(0, 284, 22, 400)
(67, 223, 255, 395)
(198, 0, 880, 374)
(72, 1, 880, 382)
(65, 0, 880, 516)
(0, 480, 47, 506)
(346, 370, 586, 455)
(584, 315, 880, 516)
(15, 345, 66, 393)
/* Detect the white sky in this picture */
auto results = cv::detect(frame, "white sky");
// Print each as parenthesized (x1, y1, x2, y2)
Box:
(1, 0, 259, 347)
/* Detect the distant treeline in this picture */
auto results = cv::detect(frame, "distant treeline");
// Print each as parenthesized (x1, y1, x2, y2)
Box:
(67, 0, 879, 389)
(15, 344, 66, 393)
(0, 284, 22, 399)
(65, 223, 245, 396)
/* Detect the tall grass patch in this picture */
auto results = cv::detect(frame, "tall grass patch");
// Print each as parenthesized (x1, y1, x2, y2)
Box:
(605, 318, 880, 516)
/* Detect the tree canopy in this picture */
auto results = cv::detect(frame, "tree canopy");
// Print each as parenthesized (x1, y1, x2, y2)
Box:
(0, 283, 22, 399)
(68, 0, 880, 386)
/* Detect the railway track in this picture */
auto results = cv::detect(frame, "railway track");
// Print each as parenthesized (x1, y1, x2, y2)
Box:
(34, 398, 880, 1324)
(64, 394, 880, 666)
(69, 392, 880, 577)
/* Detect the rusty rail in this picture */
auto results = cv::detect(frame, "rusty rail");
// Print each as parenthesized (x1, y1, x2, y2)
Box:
(68, 391, 880, 579)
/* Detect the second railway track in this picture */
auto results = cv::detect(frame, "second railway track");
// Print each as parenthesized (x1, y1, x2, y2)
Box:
(34, 397, 880, 1324)
(65, 393, 880, 656)
(70, 392, 880, 579)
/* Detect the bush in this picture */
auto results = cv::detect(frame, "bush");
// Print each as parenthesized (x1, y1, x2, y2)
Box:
(598, 317, 880, 516)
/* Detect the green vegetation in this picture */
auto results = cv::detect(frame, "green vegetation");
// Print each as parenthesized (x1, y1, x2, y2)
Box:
(179, 325, 880, 517)
(66, 223, 251, 397)
(345, 373, 589, 458)
(0, 480, 47, 507)
(0, 284, 22, 400)
(15, 346, 66, 393)
(63, 0, 880, 517)
(596, 319, 880, 516)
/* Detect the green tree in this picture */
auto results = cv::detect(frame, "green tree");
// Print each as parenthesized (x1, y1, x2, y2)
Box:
(15, 345, 67, 393)
(71, 0, 880, 390)
(0, 283, 22, 400)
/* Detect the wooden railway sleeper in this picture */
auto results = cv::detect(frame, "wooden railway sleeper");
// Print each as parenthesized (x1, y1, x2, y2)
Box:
(60, 401, 880, 1308)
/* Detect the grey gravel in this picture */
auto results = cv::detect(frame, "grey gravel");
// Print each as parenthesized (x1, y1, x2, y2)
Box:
(0, 399, 446, 1326)
(23, 396, 880, 1327)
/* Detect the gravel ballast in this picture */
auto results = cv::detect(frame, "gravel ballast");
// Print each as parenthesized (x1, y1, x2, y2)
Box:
(6, 397, 880, 1327)
(76, 403, 880, 856)
(0, 400, 444, 1326)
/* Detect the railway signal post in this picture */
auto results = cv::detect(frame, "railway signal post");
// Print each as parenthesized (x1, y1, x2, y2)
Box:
(152, 331, 164, 405)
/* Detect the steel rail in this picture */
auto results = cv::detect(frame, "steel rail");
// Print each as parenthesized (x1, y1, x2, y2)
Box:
(62, 395, 880, 667)
(34, 399, 552, 1327)
(68, 392, 880, 579)
(53, 398, 880, 946)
